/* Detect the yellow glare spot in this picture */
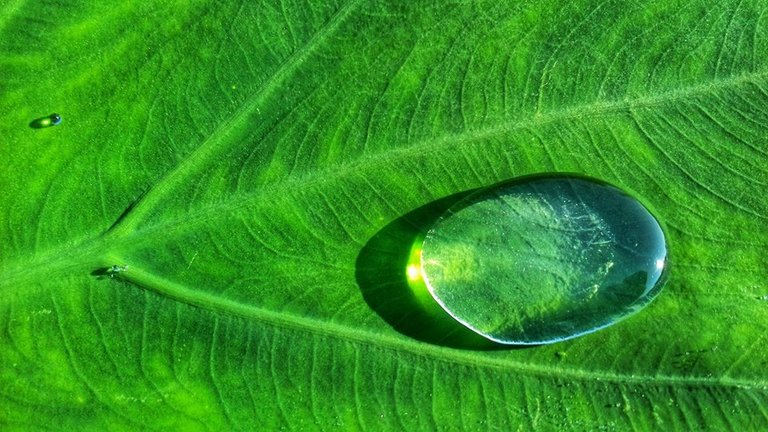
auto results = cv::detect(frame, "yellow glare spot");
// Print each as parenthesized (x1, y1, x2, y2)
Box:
(407, 265, 420, 281)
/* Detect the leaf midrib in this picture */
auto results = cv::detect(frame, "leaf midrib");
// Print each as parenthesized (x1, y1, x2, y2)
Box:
(109, 0, 363, 238)
(2, 70, 766, 280)
(114, 258, 766, 391)
(116, 68, 768, 240)
(108, 0, 768, 239)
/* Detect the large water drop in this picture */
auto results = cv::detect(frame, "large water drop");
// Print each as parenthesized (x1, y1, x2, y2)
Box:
(417, 176, 667, 345)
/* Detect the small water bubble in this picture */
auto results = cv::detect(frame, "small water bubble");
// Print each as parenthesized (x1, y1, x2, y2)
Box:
(106, 264, 128, 278)
(416, 175, 668, 345)
(29, 113, 62, 128)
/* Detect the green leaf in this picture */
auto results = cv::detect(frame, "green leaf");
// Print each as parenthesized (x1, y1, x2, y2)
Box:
(2, 0, 767, 429)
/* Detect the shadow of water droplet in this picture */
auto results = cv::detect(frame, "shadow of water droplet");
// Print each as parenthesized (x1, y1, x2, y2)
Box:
(356, 189, 521, 350)
(90, 267, 111, 279)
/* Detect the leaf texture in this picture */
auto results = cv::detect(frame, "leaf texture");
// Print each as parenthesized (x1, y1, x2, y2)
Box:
(1, 0, 767, 430)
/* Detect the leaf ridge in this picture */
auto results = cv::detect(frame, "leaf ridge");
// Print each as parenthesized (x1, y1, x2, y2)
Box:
(108, 0, 363, 237)
(117, 260, 768, 391)
(2, 70, 765, 281)
(120, 69, 768, 241)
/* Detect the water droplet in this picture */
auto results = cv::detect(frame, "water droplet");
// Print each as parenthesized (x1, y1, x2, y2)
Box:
(90, 264, 128, 279)
(29, 113, 62, 129)
(416, 175, 668, 345)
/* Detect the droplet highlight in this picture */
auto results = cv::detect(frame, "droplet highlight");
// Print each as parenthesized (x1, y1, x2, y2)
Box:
(417, 176, 668, 345)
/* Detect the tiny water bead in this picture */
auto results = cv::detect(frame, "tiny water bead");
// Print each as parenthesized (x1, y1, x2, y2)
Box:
(417, 176, 668, 345)
(105, 264, 128, 278)
(29, 113, 62, 128)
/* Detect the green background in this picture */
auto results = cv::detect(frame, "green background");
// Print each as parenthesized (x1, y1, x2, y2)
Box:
(1, 0, 767, 430)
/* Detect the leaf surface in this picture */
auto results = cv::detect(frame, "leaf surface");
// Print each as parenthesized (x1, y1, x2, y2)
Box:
(2, 0, 768, 430)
